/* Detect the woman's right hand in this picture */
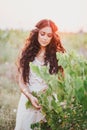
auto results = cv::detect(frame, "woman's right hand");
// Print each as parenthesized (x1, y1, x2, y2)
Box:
(29, 94, 41, 109)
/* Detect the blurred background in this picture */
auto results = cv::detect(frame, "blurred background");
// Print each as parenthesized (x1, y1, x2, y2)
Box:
(0, 0, 87, 129)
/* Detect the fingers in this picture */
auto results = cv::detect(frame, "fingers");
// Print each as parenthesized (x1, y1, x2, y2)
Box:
(31, 97, 41, 109)
(33, 102, 41, 109)
(34, 99, 41, 109)
(35, 104, 41, 109)
(41, 87, 48, 93)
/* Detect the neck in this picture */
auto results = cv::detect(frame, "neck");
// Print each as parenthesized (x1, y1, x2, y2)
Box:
(40, 46, 46, 52)
(36, 46, 46, 62)
(38, 46, 46, 56)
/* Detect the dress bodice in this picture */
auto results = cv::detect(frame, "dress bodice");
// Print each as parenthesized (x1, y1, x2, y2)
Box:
(28, 57, 48, 93)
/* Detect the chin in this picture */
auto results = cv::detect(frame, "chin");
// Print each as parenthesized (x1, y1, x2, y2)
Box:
(41, 44, 48, 47)
(41, 43, 49, 46)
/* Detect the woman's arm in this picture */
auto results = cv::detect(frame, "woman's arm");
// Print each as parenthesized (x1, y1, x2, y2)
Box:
(18, 71, 41, 109)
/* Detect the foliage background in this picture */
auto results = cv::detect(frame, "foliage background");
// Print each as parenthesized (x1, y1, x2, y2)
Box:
(0, 29, 87, 130)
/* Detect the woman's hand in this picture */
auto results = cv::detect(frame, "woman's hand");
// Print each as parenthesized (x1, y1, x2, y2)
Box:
(41, 86, 48, 93)
(29, 94, 41, 109)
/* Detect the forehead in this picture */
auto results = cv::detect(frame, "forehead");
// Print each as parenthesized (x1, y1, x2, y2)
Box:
(39, 26, 52, 33)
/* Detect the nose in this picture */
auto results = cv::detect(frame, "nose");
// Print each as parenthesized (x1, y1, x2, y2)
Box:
(43, 34, 48, 40)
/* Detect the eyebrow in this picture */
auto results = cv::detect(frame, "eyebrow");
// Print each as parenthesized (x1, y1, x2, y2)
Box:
(40, 31, 53, 34)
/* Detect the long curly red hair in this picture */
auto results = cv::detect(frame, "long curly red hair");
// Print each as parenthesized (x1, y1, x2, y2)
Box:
(17, 19, 66, 84)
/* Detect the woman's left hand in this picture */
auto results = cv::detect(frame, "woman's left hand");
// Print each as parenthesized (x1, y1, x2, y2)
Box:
(41, 86, 48, 93)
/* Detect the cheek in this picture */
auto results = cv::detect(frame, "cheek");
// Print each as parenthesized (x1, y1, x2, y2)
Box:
(47, 38, 52, 44)
(38, 34, 41, 43)
(48, 38, 52, 42)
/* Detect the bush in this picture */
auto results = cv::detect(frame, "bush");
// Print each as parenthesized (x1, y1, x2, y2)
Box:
(26, 51, 87, 130)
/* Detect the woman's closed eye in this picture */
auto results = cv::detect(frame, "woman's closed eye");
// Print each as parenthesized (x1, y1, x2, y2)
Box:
(47, 33, 53, 38)
(39, 31, 53, 38)
(40, 31, 45, 36)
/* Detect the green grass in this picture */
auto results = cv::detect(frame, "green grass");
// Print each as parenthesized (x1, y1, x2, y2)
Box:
(60, 32, 87, 56)
(0, 62, 20, 130)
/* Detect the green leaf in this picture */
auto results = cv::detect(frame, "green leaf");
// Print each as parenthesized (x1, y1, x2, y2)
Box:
(84, 79, 87, 91)
(25, 100, 32, 109)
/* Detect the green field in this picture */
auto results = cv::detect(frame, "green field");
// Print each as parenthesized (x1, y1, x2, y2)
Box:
(0, 29, 87, 130)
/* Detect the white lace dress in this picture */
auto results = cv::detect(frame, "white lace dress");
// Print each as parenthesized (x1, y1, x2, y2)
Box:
(15, 58, 48, 130)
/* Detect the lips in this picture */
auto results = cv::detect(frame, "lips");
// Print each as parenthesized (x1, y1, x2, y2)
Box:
(42, 40, 48, 44)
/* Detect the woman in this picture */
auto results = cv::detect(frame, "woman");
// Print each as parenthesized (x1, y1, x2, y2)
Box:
(15, 19, 66, 130)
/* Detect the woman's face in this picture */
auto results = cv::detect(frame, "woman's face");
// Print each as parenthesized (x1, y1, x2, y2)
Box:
(38, 26, 53, 47)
